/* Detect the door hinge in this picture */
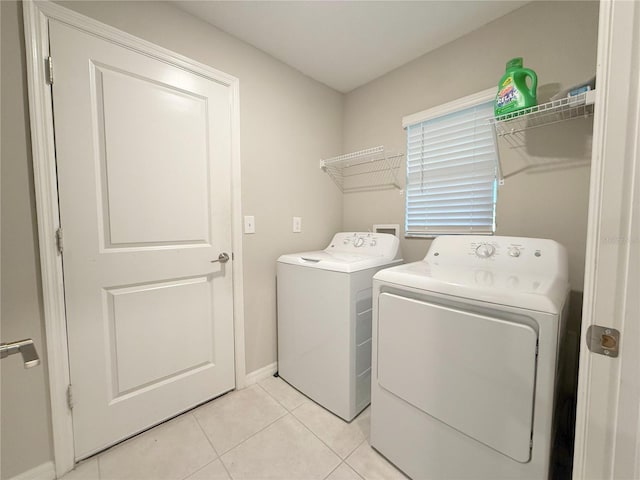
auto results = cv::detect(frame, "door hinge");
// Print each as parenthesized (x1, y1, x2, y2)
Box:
(45, 56, 54, 85)
(586, 325, 620, 357)
(55, 227, 63, 254)
(67, 384, 74, 410)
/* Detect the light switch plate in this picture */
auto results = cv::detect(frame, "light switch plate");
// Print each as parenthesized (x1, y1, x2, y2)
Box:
(244, 216, 255, 234)
(292, 217, 302, 233)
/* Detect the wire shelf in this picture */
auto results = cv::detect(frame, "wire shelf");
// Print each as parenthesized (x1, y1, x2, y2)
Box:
(320, 146, 404, 193)
(491, 90, 596, 138)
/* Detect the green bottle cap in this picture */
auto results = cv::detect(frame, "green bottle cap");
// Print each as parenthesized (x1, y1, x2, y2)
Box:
(506, 57, 523, 69)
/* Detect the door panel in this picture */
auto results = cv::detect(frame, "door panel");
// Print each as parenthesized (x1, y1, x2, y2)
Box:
(94, 63, 211, 247)
(377, 293, 538, 463)
(106, 277, 214, 396)
(49, 20, 235, 458)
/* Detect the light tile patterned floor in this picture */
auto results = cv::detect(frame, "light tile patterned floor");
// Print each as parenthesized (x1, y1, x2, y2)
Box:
(62, 378, 407, 480)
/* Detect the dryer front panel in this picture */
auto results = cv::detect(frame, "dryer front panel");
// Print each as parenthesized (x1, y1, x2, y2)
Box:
(377, 293, 538, 463)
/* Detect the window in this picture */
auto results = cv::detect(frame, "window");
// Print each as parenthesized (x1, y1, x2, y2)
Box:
(403, 89, 500, 237)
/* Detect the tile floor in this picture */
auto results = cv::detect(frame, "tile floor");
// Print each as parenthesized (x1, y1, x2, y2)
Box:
(62, 377, 407, 480)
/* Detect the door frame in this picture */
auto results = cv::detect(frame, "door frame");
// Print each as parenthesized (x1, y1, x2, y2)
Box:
(573, 0, 640, 478)
(23, 1, 246, 476)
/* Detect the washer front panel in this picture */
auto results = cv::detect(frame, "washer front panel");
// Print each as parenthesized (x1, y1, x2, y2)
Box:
(377, 292, 538, 463)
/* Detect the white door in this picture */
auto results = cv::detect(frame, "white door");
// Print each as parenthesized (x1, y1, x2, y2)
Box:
(573, 1, 640, 478)
(49, 20, 235, 458)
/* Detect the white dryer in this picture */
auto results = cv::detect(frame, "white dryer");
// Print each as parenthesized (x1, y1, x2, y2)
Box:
(371, 235, 569, 479)
(277, 232, 402, 421)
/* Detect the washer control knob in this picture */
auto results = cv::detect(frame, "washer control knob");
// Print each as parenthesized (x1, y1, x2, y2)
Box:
(354, 237, 365, 248)
(475, 243, 496, 258)
(508, 247, 521, 258)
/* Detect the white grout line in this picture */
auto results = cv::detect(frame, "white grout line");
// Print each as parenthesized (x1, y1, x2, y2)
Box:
(217, 458, 234, 480)
(279, 413, 343, 478)
(322, 461, 344, 480)
(351, 462, 367, 480)
(216, 380, 343, 477)
(258, 378, 372, 467)
(191, 412, 221, 458)
(215, 410, 290, 477)
(342, 437, 368, 462)
(342, 439, 373, 480)
(194, 386, 290, 454)
(180, 458, 217, 480)
(190, 409, 240, 480)
(287, 408, 354, 467)
(190, 412, 233, 480)
(254, 377, 307, 412)
(346, 438, 368, 462)
(347, 439, 410, 480)
(330, 461, 366, 480)
(188, 382, 371, 480)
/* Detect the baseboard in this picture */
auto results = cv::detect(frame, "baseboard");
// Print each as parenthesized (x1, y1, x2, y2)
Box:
(244, 361, 277, 386)
(8, 462, 55, 480)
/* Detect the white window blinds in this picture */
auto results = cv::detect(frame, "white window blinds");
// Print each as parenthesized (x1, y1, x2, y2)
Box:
(405, 99, 499, 237)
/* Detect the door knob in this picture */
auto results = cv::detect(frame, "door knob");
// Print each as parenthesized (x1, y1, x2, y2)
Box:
(0, 339, 40, 368)
(211, 253, 230, 264)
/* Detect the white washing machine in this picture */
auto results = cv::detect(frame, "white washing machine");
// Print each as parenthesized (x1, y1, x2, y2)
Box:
(371, 235, 569, 479)
(277, 232, 402, 421)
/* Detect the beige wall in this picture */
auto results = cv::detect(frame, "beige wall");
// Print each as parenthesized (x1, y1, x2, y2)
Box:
(1, 2, 55, 478)
(1, 1, 343, 477)
(1, 1, 600, 477)
(342, 0, 599, 292)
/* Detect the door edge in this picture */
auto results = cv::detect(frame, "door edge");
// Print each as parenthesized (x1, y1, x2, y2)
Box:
(573, 0, 640, 478)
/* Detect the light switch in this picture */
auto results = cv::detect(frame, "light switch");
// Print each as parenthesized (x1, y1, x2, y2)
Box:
(244, 216, 255, 234)
(292, 217, 302, 233)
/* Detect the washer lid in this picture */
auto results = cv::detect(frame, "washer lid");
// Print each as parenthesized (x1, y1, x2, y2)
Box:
(278, 232, 402, 273)
(374, 235, 569, 313)
(278, 250, 401, 273)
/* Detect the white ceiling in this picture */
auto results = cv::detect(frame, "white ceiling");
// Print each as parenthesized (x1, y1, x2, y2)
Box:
(174, 1, 529, 93)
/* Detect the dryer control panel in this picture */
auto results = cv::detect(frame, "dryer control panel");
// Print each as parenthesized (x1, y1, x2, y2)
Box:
(327, 232, 401, 259)
(425, 235, 568, 279)
(469, 240, 528, 261)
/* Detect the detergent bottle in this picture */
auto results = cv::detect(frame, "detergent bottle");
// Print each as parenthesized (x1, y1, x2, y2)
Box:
(494, 57, 538, 117)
